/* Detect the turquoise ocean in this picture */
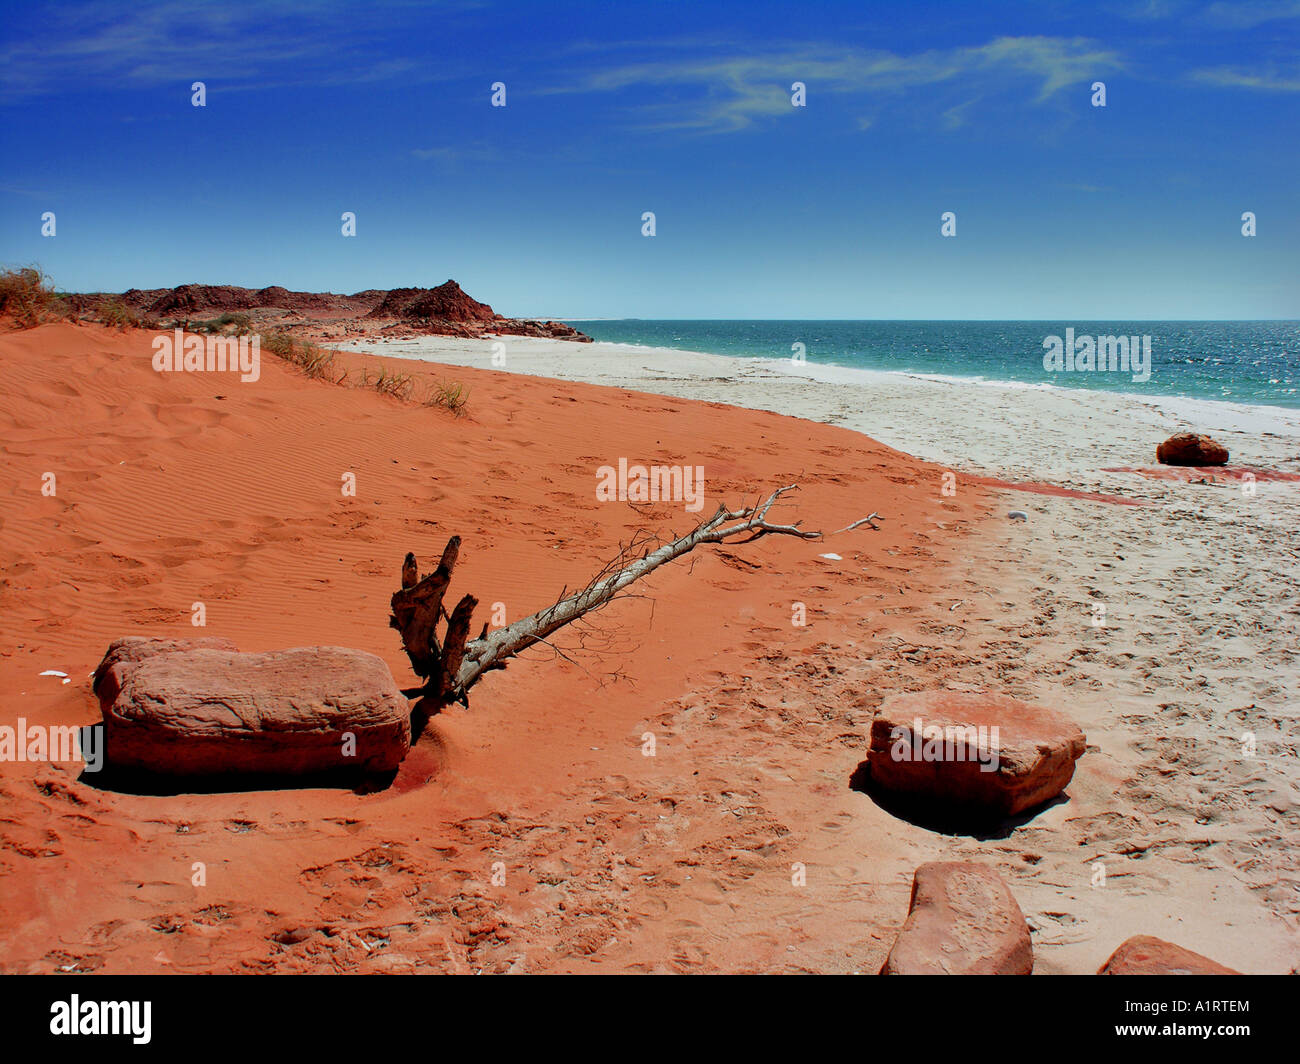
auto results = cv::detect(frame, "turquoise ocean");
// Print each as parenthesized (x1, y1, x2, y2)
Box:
(564, 321, 1300, 411)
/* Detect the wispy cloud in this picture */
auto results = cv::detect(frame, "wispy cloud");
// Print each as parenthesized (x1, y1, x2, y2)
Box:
(0, 0, 466, 101)
(942, 97, 982, 130)
(410, 143, 503, 165)
(1106, 0, 1300, 91)
(1191, 64, 1300, 91)
(1109, 0, 1192, 20)
(542, 37, 1126, 133)
(1199, 0, 1300, 28)
(1110, 0, 1300, 24)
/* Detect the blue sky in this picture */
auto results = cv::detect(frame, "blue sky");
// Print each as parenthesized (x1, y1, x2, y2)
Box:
(1, 0, 1297, 318)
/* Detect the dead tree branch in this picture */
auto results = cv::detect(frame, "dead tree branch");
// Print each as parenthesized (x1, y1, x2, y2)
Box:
(388, 484, 879, 713)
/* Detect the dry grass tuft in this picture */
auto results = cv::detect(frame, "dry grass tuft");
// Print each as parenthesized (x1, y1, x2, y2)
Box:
(0, 266, 62, 328)
(423, 378, 470, 416)
(262, 330, 342, 381)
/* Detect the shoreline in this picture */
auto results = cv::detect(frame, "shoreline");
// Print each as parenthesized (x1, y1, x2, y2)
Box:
(523, 325, 1300, 419)
(336, 334, 1300, 471)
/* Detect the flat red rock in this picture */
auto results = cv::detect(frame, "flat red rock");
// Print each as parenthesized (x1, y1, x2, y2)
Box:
(95, 641, 410, 776)
(881, 862, 1033, 975)
(1098, 935, 1240, 975)
(866, 690, 1086, 817)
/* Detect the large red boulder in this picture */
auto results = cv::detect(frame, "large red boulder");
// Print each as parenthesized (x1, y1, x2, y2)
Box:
(866, 690, 1086, 817)
(1098, 936, 1240, 975)
(95, 640, 410, 776)
(1156, 433, 1229, 466)
(881, 862, 1033, 975)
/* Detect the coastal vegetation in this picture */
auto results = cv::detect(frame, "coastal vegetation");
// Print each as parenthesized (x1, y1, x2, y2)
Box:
(0, 266, 62, 328)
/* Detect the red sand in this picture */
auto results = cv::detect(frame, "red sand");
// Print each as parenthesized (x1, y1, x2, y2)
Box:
(968, 475, 1152, 507)
(1103, 465, 1300, 484)
(0, 322, 1020, 972)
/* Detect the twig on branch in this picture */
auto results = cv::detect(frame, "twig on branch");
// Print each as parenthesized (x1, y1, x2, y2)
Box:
(830, 512, 882, 534)
(388, 484, 880, 713)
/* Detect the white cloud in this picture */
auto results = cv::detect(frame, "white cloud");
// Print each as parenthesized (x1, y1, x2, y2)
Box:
(1200, 1, 1300, 28)
(1191, 65, 1300, 91)
(0, 0, 466, 100)
(544, 36, 1126, 134)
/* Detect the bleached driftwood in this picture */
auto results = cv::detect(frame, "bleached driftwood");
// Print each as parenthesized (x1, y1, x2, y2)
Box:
(389, 485, 880, 712)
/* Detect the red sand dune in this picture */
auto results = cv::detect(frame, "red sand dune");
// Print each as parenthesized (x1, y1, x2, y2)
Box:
(0, 322, 1007, 973)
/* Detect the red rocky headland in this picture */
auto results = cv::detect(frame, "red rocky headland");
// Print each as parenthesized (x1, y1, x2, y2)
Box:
(68, 279, 592, 343)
